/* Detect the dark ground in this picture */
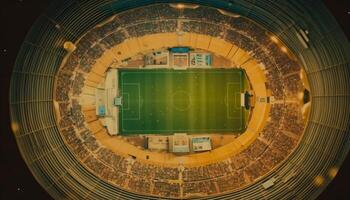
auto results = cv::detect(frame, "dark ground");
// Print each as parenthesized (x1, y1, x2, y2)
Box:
(0, 0, 349, 199)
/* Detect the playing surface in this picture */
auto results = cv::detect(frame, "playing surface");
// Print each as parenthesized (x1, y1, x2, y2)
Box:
(119, 69, 247, 134)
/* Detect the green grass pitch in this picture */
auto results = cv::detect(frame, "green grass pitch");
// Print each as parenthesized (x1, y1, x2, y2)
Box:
(119, 68, 248, 135)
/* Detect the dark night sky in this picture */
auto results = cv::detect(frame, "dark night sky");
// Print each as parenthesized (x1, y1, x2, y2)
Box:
(0, 1, 349, 199)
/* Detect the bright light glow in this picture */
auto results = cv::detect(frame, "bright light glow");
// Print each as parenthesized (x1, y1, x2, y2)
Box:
(328, 167, 339, 178)
(176, 4, 185, 9)
(11, 122, 19, 133)
(281, 46, 288, 53)
(217, 9, 240, 18)
(270, 36, 278, 43)
(64, 41, 76, 52)
(313, 175, 325, 187)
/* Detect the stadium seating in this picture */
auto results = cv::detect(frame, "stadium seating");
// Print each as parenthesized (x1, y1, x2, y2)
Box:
(9, 1, 350, 199)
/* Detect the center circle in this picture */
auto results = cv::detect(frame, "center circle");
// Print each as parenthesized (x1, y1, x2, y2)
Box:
(172, 90, 191, 111)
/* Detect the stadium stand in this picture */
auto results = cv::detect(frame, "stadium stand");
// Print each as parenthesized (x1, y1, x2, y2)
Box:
(9, 1, 350, 199)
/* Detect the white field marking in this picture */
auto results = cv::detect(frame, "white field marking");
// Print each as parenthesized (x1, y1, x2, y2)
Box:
(122, 93, 130, 110)
(226, 82, 241, 120)
(121, 83, 141, 121)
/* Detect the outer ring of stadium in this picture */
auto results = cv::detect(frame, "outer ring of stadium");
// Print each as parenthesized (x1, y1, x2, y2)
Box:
(9, 0, 350, 199)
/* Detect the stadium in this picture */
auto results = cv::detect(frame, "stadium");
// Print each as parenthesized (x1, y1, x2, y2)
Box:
(7, 0, 350, 199)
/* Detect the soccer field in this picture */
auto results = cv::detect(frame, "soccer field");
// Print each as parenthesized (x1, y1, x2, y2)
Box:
(119, 68, 247, 135)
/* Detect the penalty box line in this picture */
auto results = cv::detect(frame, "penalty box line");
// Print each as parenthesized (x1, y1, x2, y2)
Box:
(226, 82, 241, 120)
(121, 82, 141, 121)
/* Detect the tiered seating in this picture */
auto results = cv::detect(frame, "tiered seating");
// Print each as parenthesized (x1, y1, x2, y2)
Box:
(132, 22, 161, 37)
(47, 3, 310, 198)
(216, 172, 245, 192)
(183, 180, 217, 196)
(55, 71, 72, 101)
(58, 102, 73, 128)
(72, 72, 85, 95)
(127, 177, 152, 194)
(153, 181, 180, 197)
(159, 20, 177, 33)
(284, 73, 303, 97)
(10, 1, 350, 200)
(157, 4, 180, 19)
(100, 30, 126, 49)
(155, 166, 179, 180)
(281, 103, 305, 135)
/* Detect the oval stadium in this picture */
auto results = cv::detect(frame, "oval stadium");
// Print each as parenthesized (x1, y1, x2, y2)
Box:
(3, 0, 350, 199)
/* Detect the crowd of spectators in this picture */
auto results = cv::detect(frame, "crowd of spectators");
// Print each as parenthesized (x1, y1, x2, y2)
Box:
(79, 129, 100, 152)
(244, 160, 270, 181)
(284, 73, 303, 97)
(61, 53, 79, 73)
(271, 133, 297, 156)
(155, 166, 179, 180)
(53, 3, 306, 198)
(183, 180, 217, 197)
(61, 126, 90, 160)
(127, 177, 152, 194)
(216, 172, 245, 192)
(130, 162, 157, 178)
(159, 20, 177, 33)
(56, 71, 73, 102)
(100, 30, 126, 49)
(282, 103, 305, 135)
(72, 72, 85, 96)
(84, 155, 107, 175)
(79, 55, 95, 73)
(153, 181, 180, 197)
(158, 4, 180, 19)
(57, 119, 302, 199)
(56, 3, 303, 101)
(243, 139, 269, 159)
(58, 102, 73, 128)
(132, 22, 161, 37)
(71, 99, 85, 129)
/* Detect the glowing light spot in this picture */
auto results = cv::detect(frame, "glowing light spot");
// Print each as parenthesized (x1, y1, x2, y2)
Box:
(328, 167, 339, 178)
(11, 122, 19, 133)
(63, 41, 76, 52)
(281, 46, 288, 53)
(270, 36, 278, 43)
(313, 175, 325, 187)
(176, 4, 185, 9)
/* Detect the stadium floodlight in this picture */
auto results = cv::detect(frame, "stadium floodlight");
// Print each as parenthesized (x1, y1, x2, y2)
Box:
(169, 3, 199, 9)
(217, 9, 241, 18)
(281, 46, 288, 53)
(63, 41, 76, 52)
(270, 36, 279, 43)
